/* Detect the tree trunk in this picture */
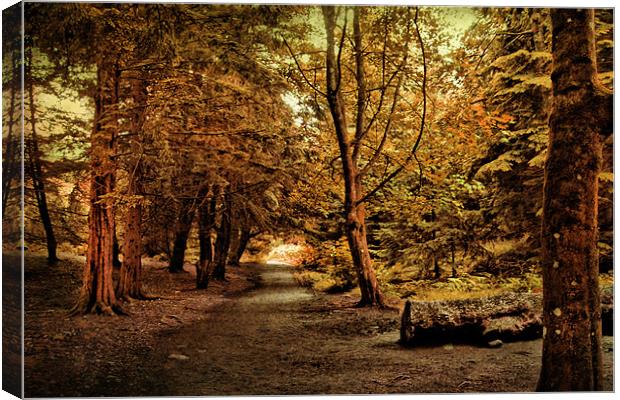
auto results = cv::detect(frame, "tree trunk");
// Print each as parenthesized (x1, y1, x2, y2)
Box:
(117, 178, 144, 300)
(112, 230, 122, 269)
(117, 76, 148, 300)
(2, 51, 19, 217)
(168, 200, 195, 273)
(25, 47, 58, 263)
(322, 6, 385, 307)
(228, 226, 241, 265)
(537, 9, 612, 391)
(431, 210, 440, 279)
(230, 227, 251, 266)
(71, 59, 123, 315)
(196, 189, 217, 289)
(451, 242, 457, 278)
(345, 197, 384, 306)
(213, 190, 232, 281)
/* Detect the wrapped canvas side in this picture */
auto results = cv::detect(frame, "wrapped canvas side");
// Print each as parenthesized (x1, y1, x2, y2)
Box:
(2, 2, 24, 398)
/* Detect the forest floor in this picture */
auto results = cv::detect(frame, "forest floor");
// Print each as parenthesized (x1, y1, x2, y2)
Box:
(21, 252, 613, 396)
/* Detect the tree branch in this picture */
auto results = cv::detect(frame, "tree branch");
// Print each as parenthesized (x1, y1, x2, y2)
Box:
(357, 7, 427, 206)
(352, 7, 366, 162)
(354, 14, 412, 149)
(335, 6, 348, 93)
(359, 10, 412, 175)
(282, 36, 327, 97)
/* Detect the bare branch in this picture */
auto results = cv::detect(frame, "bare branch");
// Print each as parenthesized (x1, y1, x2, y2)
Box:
(167, 128, 266, 136)
(282, 36, 327, 97)
(474, 32, 498, 71)
(498, 30, 534, 36)
(335, 6, 348, 93)
(357, 7, 427, 206)
(359, 10, 413, 174)
(354, 14, 412, 149)
(359, 73, 403, 176)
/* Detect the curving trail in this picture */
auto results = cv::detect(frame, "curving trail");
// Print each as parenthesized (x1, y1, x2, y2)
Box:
(124, 262, 613, 395)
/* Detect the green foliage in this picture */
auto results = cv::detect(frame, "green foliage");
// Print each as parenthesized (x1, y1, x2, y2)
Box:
(371, 171, 488, 281)
(298, 237, 357, 293)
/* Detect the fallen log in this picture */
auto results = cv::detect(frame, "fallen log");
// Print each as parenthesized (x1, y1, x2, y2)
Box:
(400, 288, 613, 347)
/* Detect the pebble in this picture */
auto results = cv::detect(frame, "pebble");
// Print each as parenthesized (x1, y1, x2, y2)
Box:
(487, 339, 503, 348)
(168, 353, 190, 360)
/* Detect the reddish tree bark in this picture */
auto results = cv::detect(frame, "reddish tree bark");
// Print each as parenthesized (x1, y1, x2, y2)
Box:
(72, 59, 123, 315)
(117, 78, 149, 300)
(537, 9, 612, 391)
(117, 178, 145, 300)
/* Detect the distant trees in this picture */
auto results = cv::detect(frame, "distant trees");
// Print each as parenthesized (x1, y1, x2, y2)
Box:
(22, 3, 306, 313)
(25, 45, 59, 264)
(368, 7, 612, 284)
(456, 8, 613, 276)
(2, 6, 22, 239)
(2, 5, 60, 263)
(536, 9, 612, 391)
(139, 5, 301, 282)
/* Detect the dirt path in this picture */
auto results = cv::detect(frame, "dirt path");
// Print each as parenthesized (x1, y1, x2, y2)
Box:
(24, 258, 613, 396)
(120, 262, 614, 395)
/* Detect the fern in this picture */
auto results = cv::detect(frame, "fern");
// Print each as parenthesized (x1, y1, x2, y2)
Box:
(599, 171, 613, 183)
(528, 150, 546, 168)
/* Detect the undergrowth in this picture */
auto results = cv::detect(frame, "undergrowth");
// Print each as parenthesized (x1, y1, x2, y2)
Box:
(379, 271, 543, 301)
(295, 235, 614, 301)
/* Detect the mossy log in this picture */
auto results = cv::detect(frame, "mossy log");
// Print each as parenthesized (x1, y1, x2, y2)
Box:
(400, 288, 613, 347)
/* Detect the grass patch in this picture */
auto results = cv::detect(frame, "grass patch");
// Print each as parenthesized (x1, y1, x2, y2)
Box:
(380, 271, 544, 301)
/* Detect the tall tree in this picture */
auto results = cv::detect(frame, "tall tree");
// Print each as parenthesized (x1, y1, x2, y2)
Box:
(314, 6, 426, 306)
(321, 6, 383, 306)
(212, 188, 233, 281)
(168, 198, 197, 273)
(26, 3, 135, 314)
(2, 9, 21, 220)
(72, 53, 123, 314)
(537, 8, 612, 391)
(25, 44, 59, 264)
(116, 77, 149, 300)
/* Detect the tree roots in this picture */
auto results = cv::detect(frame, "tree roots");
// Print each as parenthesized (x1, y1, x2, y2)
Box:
(68, 299, 127, 316)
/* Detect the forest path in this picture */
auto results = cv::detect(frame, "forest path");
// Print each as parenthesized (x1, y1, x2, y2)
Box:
(23, 255, 613, 396)
(128, 262, 613, 395)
